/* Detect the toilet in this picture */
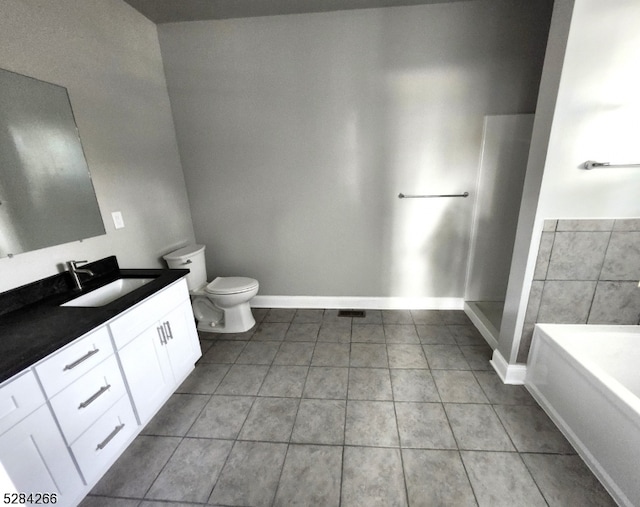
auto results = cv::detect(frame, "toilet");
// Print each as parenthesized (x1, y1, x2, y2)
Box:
(163, 244, 259, 333)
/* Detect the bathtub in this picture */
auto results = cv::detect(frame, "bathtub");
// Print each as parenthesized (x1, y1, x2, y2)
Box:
(526, 324, 640, 507)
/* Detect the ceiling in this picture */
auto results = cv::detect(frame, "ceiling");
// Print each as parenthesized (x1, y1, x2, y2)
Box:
(122, 0, 472, 23)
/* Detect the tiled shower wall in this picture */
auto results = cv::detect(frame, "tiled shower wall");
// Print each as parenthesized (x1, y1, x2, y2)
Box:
(517, 219, 640, 363)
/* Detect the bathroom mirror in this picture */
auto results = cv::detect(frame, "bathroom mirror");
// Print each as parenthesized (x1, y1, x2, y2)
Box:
(0, 68, 105, 258)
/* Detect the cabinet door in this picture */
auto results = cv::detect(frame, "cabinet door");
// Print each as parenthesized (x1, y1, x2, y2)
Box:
(0, 405, 83, 507)
(0, 371, 45, 435)
(118, 325, 173, 425)
(162, 301, 201, 383)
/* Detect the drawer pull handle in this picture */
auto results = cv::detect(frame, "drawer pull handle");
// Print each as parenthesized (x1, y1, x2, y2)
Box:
(63, 349, 100, 371)
(163, 321, 173, 340)
(96, 423, 125, 451)
(78, 384, 111, 410)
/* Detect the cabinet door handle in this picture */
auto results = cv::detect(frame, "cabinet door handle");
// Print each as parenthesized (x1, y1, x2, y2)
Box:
(96, 423, 125, 451)
(163, 321, 173, 340)
(78, 384, 111, 410)
(63, 348, 100, 371)
(157, 326, 166, 345)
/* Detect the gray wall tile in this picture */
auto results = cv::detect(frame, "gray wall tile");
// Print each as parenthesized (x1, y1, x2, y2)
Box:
(533, 232, 554, 280)
(546, 232, 609, 280)
(537, 281, 596, 324)
(613, 219, 640, 231)
(517, 218, 640, 362)
(524, 281, 544, 324)
(556, 219, 615, 231)
(600, 232, 640, 280)
(588, 281, 640, 325)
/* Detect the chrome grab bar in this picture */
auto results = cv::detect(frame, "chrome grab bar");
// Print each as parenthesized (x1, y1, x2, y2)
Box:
(398, 192, 469, 199)
(583, 161, 640, 170)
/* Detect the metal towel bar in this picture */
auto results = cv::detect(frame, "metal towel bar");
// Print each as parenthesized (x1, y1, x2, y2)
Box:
(583, 161, 640, 170)
(398, 192, 469, 199)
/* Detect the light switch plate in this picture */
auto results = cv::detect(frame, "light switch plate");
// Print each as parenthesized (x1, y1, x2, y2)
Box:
(111, 211, 125, 229)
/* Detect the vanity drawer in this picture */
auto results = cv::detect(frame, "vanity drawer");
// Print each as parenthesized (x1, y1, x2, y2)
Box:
(35, 326, 113, 398)
(49, 355, 127, 444)
(70, 395, 137, 484)
(110, 278, 189, 349)
(0, 371, 46, 435)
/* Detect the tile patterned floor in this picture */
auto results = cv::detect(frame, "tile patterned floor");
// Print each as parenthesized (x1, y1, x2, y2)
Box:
(81, 309, 616, 507)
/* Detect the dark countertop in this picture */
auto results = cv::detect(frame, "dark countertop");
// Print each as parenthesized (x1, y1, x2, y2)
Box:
(0, 258, 189, 384)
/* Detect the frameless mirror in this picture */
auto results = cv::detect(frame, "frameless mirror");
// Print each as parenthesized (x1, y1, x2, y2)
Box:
(0, 68, 105, 258)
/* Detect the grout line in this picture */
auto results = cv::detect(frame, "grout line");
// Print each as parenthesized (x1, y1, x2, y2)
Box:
(458, 449, 481, 507)
(519, 453, 553, 507)
(586, 228, 614, 323)
(269, 441, 290, 507)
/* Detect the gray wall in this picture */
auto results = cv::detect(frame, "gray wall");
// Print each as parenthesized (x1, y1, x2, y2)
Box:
(158, 0, 552, 298)
(0, 0, 195, 292)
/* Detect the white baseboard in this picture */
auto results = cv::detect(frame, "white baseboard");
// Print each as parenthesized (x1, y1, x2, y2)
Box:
(251, 295, 464, 310)
(490, 349, 527, 385)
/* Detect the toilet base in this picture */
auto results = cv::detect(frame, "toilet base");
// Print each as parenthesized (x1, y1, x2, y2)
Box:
(193, 297, 256, 334)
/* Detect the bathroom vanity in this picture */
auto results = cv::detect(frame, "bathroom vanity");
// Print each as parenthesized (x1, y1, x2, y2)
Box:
(0, 257, 201, 506)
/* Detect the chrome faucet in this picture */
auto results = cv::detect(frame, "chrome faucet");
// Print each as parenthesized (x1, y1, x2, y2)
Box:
(68, 260, 95, 290)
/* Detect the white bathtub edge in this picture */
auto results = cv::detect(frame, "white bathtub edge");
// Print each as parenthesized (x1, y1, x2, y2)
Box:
(490, 349, 527, 385)
(525, 382, 633, 507)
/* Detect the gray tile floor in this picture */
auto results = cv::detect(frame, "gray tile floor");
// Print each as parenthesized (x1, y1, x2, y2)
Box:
(82, 309, 616, 507)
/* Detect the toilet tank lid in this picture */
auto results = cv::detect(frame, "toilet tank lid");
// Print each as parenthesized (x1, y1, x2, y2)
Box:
(163, 244, 205, 261)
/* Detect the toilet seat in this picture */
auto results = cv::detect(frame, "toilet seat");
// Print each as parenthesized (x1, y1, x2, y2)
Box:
(205, 276, 259, 295)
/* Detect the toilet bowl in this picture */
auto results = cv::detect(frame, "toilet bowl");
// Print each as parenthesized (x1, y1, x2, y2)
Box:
(193, 276, 259, 333)
(163, 245, 259, 333)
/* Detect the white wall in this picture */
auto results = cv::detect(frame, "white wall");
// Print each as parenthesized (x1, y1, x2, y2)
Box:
(499, 0, 640, 364)
(0, 0, 195, 292)
(537, 0, 640, 218)
(159, 0, 552, 299)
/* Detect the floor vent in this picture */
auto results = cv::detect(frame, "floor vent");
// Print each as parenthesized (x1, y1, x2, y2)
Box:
(338, 309, 366, 318)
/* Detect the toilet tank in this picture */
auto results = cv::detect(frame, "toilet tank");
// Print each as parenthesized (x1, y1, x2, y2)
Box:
(163, 244, 207, 291)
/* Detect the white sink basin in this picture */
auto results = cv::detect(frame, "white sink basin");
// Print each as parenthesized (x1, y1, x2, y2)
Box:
(61, 278, 155, 307)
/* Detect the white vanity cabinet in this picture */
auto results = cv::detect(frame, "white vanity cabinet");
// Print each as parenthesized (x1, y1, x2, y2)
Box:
(112, 281, 200, 425)
(0, 275, 200, 506)
(0, 372, 83, 507)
